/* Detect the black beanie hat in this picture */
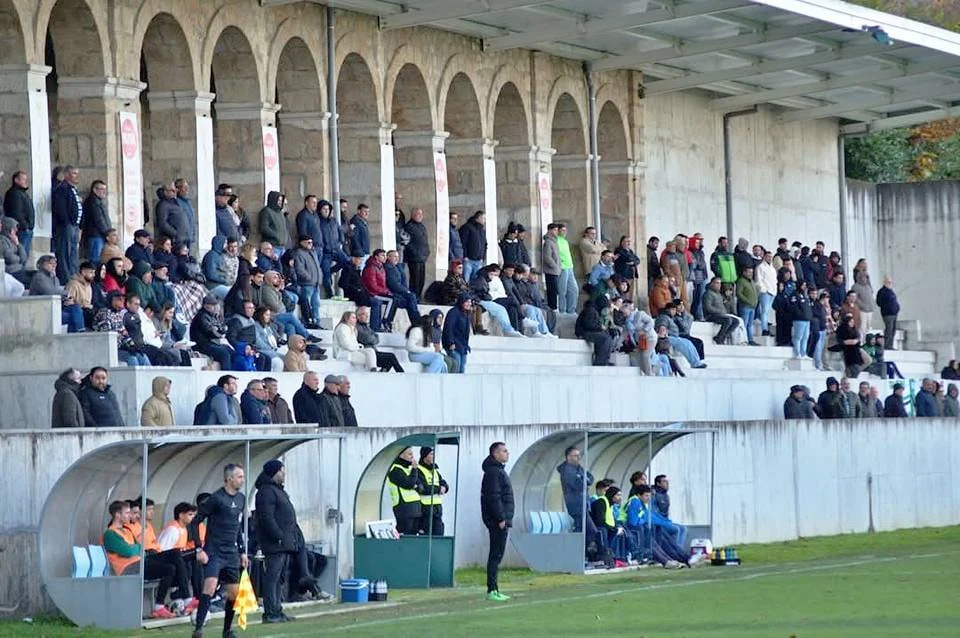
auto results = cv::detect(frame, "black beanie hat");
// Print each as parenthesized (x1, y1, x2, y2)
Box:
(263, 459, 283, 478)
(419, 446, 434, 461)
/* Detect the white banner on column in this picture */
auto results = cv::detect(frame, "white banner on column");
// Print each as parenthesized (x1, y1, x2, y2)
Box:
(537, 171, 553, 230)
(262, 127, 280, 201)
(483, 155, 498, 264)
(29, 88, 52, 237)
(434, 151, 449, 270)
(196, 116, 216, 251)
(380, 142, 396, 251)
(119, 112, 143, 247)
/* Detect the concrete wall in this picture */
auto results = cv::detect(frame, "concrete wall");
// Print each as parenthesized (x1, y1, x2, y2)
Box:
(644, 95, 841, 249)
(1, 419, 959, 615)
(0, 367, 877, 431)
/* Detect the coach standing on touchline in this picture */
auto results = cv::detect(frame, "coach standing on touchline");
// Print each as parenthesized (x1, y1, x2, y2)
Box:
(255, 459, 298, 625)
(481, 441, 514, 602)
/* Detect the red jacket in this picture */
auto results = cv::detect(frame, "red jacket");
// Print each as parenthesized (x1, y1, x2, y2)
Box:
(361, 260, 390, 296)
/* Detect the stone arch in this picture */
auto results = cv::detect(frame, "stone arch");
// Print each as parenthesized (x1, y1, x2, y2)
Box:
(37, 0, 108, 76)
(544, 75, 588, 151)
(209, 26, 262, 103)
(436, 56, 486, 138)
(550, 91, 590, 236)
(275, 35, 327, 201)
(550, 92, 587, 156)
(442, 72, 483, 139)
(492, 80, 534, 240)
(0, 0, 30, 182)
(0, 0, 27, 64)
(267, 21, 325, 110)
(338, 52, 380, 124)
(389, 62, 433, 131)
(131, 2, 201, 90)
(443, 71, 486, 246)
(140, 13, 196, 93)
(597, 100, 631, 245)
(486, 66, 532, 146)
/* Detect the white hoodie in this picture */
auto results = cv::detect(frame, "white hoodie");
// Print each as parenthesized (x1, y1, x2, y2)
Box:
(755, 260, 778, 296)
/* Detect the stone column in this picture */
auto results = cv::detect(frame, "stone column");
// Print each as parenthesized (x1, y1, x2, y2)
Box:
(495, 145, 553, 266)
(277, 111, 331, 201)
(338, 121, 396, 251)
(146, 90, 216, 247)
(393, 130, 449, 281)
(212, 101, 281, 243)
(446, 137, 499, 264)
(55, 76, 146, 239)
(0, 65, 52, 239)
(597, 159, 638, 245)
(551, 153, 592, 232)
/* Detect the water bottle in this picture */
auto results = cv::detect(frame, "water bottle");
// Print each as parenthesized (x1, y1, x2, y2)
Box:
(626, 552, 632, 564)
(381, 579, 389, 602)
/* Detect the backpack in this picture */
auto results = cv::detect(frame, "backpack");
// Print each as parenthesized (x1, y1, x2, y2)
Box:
(193, 397, 212, 425)
(423, 281, 444, 305)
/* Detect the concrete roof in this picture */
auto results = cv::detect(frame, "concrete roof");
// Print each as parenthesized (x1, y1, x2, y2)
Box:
(265, 0, 960, 133)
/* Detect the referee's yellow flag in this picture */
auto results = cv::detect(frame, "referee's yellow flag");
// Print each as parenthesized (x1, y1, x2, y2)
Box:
(233, 570, 258, 630)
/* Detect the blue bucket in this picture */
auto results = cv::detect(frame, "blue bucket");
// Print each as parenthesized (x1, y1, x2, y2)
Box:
(339, 578, 369, 603)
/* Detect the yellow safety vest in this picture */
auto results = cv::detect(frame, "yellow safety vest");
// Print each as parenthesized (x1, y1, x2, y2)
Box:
(418, 464, 442, 506)
(387, 463, 420, 507)
(599, 495, 615, 528)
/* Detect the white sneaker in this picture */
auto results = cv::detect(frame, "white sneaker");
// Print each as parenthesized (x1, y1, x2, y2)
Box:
(664, 560, 682, 569)
(507, 331, 526, 338)
(545, 332, 559, 339)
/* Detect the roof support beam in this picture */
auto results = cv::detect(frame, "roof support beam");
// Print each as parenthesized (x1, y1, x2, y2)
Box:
(380, 0, 553, 30)
(840, 106, 960, 134)
(484, 0, 753, 51)
(592, 21, 838, 71)
(644, 42, 909, 95)
(780, 82, 960, 122)
(708, 56, 960, 111)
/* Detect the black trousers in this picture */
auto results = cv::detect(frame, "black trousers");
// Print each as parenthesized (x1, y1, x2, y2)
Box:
(680, 335, 705, 360)
(408, 261, 426, 299)
(582, 331, 612, 366)
(146, 550, 191, 599)
(486, 524, 509, 593)
(262, 552, 290, 618)
(124, 559, 174, 606)
(495, 298, 522, 331)
(545, 274, 559, 310)
(375, 350, 405, 372)
(394, 506, 421, 535)
(420, 504, 444, 536)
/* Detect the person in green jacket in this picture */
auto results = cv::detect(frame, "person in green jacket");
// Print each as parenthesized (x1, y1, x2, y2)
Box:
(556, 224, 579, 314)
(709, 236, 737, 284)
(125, 260, 157, 313)
(258, 191, 289, 257)
(736, 266, 760, 346)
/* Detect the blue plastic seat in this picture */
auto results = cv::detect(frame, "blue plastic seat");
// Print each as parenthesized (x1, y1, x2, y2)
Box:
(72, 546, 90, 578)
(528, 511, 543, 534)
(87, 545, 108, 577)
(558, 512, 574, 532)
(548, 511, 564, 533)
(539, 511, 554, 534)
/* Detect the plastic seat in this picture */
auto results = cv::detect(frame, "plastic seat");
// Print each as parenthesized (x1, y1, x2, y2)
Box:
(87, 545, 108, 577)
(528, 511, 544, 534)
(548, 511, 565, 533)
(72, 546, 90, 578)
(540, 511, 555, 534)
(558, 512, 574, 532)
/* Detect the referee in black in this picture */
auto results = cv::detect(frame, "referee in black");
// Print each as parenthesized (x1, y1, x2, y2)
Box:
(192, 464, 248, 638)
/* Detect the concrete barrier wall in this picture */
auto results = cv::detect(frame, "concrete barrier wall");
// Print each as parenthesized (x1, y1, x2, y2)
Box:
(1, 419, 958, 615)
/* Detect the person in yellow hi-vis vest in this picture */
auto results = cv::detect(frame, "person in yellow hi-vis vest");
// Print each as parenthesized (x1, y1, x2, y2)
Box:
(417, 447, 449, 536)
(387, 446, 424, 535)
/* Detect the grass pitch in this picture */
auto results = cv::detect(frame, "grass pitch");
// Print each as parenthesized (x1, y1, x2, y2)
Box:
(7, 526, 959, 637)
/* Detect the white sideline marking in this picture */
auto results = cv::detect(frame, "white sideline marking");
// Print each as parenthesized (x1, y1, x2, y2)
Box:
(265, 551, 954, 637)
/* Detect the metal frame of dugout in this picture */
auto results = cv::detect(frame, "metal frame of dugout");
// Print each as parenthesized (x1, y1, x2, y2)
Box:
(353, 432, 460, 588)
(509, 427, 716, 574)
(38, 433, 344, 630)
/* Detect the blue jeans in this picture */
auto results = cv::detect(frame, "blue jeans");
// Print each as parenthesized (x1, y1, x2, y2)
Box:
(757, 292, 774, 334)
(812, 329, 826, 370)
(320, 249, 351, 296)
(739, 306, 755, 343)
(558, 267, 578, 313)
(691, 280, 707, 320)
(62, 304, 85, 333)
(791, 320, 810, 358)
(445, 348, 466, 374)
(208, 284, 230, 300)
(651, 353, 672, 376)
(54, 225, 79, 285)
(87, 236, 105, 265)
(408, 351, 448, 373)
(667, 336, 701, 366)
(298, 285, 320, 322)
(523, 305, 550, 334)
(479, 301, 519, 335)
(463, 258, 482, 284)
(18, 229, 33, 261)
(275, 312, 309, 338)
(392, 289, 421, 324)
(119, 348, 150, 366)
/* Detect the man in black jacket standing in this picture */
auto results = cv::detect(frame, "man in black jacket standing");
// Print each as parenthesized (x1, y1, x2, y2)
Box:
(255, 460, 298, 624)
(404, 207, 429, 299)
(3, 171, 35, 260)
(481, 441, 513, 602)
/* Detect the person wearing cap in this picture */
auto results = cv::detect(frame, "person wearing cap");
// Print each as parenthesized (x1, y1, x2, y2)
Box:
(125, 229, 154, 270)
(817, 377, 845, 419)
(319, 374, 345, 428)
(387, 446, 424, 535)
(784, 385, 817, 419)
(418, 447, 449, 535)
(884, 383, 908, 417)
(590, 485, 632, 562)
(499, 223, 526, 268)
(190, 294, 233, 371)
(254, 459, 299, 624)
(288, 234, 322, 328)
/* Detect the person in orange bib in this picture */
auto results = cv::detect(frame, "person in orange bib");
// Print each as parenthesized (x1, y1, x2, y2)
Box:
(136, 496, 198, 615)
(103, 500, 176, 619)
(157, 502, 203, 614)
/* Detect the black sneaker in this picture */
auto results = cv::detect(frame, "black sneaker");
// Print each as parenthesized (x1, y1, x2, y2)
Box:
(191, 631, 203, 638)
(262, 615, 286, 624)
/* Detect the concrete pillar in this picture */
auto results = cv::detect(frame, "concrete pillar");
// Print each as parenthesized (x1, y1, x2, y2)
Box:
(0, 65, 52, 239)
(552, 153, 592, 232)
(146, 90, 216, 247)
(446, 137, 499, 264)
(212, 101, 280, 243)
(495, 145, 553, 265)
(277, 111, 331, 201)
(598, 159, 638, 245)
(55, 76, 146, 241)
(394, 130, 449, 281)
(338, 121, 396, 251)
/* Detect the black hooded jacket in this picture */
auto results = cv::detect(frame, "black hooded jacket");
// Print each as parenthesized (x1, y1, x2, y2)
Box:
(480, 455, 514, 528)
(254, 471, 300, 555)
(78, 376, 125, 428)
